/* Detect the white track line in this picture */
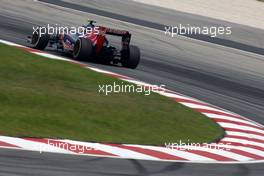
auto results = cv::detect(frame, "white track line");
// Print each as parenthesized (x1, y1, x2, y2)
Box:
(0, 136, 73, 154)
(60, 140, 159, 160)
(226, 131, 264, 141)
(220, 123, 264, 135)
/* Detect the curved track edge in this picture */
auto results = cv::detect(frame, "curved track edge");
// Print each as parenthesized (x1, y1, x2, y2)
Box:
(0, 39, 264, 164)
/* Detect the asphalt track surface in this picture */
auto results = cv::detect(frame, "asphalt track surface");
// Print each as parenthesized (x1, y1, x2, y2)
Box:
(0, 0, 264, 175)
(0, 149, 264, 176)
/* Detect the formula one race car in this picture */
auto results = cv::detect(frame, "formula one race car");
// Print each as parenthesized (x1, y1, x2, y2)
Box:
(27, 21, 140, 69)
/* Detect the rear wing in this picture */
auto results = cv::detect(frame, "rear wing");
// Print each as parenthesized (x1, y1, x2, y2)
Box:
(99, 26, 131, 50)
(105, 28, 130, 36)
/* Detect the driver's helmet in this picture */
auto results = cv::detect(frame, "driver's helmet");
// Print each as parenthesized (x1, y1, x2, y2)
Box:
(80, 20, 96, 32)
(86, 20, 96, 28)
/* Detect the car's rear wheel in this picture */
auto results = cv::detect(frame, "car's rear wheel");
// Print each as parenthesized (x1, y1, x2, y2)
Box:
(121, 45, 140, 69)
(73, 38, 93, 61)
(31, 29, 50, 50)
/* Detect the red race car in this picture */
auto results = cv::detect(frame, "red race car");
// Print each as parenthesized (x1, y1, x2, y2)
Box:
(28, 20, 140, 69)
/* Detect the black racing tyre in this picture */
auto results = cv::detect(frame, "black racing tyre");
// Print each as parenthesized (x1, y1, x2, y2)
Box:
(121, 45, 140, 69)
(31, 29, 50, 50)
(73, 38, 93, 61)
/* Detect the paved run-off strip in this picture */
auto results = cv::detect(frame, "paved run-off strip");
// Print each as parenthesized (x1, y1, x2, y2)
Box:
(0, 39, 264, 164)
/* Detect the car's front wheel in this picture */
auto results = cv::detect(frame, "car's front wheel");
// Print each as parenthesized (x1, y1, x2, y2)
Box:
(31, 28, 50, 50)
(73, 38, 93, 61)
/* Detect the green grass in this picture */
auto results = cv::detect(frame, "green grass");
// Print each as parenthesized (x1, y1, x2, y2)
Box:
(0, 44, 224, 145)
